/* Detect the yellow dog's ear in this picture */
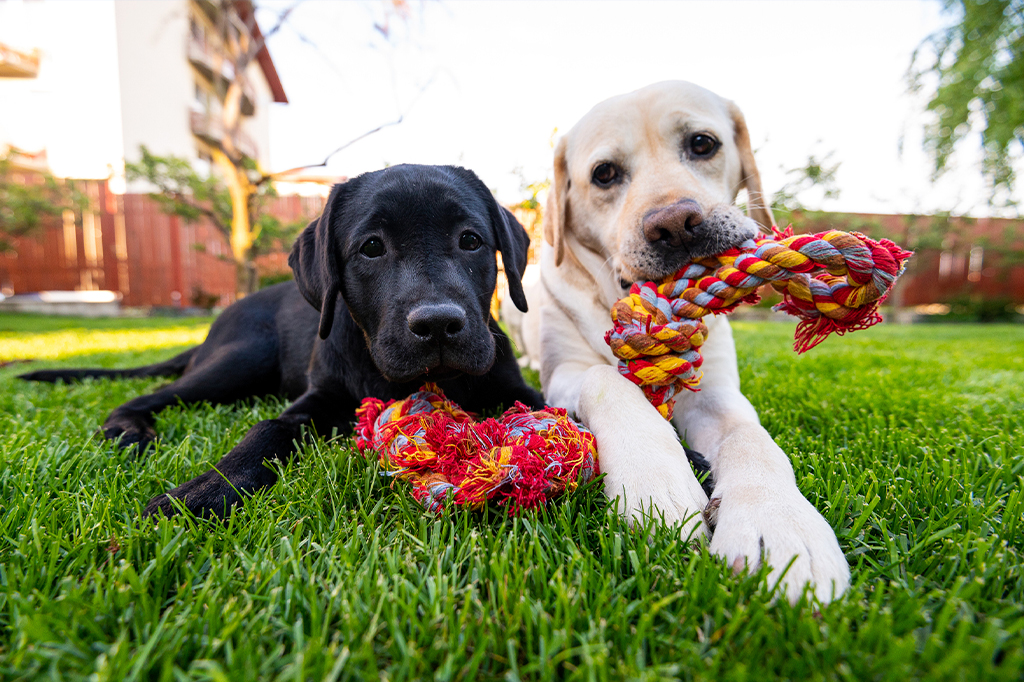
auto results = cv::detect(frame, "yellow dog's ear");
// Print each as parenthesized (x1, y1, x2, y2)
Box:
(728, 102, 775, 231)
(544, 135, 570, 266)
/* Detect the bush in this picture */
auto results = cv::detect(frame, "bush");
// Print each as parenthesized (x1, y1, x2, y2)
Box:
(191, 287, 220, 311)
(259, 271, 293, 289)
(925, 295, 1021, 323)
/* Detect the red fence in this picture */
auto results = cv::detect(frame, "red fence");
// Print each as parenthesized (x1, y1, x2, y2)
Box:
(785, 211, 1024, 306)
(2, 196, 1019, 310)
(0, 183, 324, 307)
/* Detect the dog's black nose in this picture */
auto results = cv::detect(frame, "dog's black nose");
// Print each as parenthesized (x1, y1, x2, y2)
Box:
(407, 303, 467, 341)
(642, 199, 704, 247)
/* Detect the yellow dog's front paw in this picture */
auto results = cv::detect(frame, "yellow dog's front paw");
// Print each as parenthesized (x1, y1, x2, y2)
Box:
(602, 450, 710, 543)
(708, 485, 850, 604)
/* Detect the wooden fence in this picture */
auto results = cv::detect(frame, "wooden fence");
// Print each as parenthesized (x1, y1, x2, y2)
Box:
(2, 191, 1020, 310)
(0, 183, 323, 307)
(783, 211, 1024, 306)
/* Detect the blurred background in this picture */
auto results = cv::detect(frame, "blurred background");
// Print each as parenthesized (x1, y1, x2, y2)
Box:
(0, 0, 1021, 321)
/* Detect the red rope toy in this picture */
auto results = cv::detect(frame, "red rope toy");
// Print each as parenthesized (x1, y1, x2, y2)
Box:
(355, 384, 598, 513)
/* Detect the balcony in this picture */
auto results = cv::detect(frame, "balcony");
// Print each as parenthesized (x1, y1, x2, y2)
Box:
(189, 110, 258, 160)
(187, 36, 256, 116)
(0, 43, 40, 78)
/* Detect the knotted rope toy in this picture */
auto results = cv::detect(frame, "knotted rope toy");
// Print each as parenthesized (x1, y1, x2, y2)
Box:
(606, 227, 913, 418)
(355, 384, 598, 513)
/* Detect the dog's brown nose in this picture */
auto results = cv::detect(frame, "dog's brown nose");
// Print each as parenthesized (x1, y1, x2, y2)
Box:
(642, 199, 704, 247)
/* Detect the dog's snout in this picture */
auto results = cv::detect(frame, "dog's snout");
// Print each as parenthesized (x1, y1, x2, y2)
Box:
(642, 199, 704, 247)
(407, 304, 467, 341)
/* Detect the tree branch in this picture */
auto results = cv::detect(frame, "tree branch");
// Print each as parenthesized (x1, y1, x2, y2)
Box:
(161, 189, 230, 237)
(268, 116, 406, 179)
(266, 74, 436, 182)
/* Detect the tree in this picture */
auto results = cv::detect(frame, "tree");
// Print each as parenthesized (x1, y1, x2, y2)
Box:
(0, 147, 86, 253)
(126, 146, 306, 293)
(910, 0, 1024, 204)
(770, 151, 841, 215)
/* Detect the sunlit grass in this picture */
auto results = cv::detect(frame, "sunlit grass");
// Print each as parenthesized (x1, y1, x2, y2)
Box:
(0, 313, 1021, 680)
(0, 314, 211, 362)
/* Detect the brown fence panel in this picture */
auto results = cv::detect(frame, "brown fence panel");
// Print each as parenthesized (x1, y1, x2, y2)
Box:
(8, 198, 1020, 310)
(0, 179, 108, 295)
(179, 218, 237, 307)
(785, 211, 1024, 306)
(120, 194, 237, 307)
(122, 194, 172, 306)
(2, 181, 326, 305)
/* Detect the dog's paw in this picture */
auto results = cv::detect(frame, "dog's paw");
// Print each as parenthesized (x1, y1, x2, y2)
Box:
(103, 423, 157, 453)
(102, 414, 157, 453)
(142, 469, 241, 521)
(576, 364, 710, 541)
(603, 455, 710, 542)
(707, 484, 850, 604)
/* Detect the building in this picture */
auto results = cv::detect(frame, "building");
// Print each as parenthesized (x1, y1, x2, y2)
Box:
(0, 0, 307, 306)
(0, 0, 286, 181)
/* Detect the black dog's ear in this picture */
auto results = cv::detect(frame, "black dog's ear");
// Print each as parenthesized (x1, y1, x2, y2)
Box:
(494, 205, 530, 313)
(446, 166, 531, 312)
(289, 182, 347, 339)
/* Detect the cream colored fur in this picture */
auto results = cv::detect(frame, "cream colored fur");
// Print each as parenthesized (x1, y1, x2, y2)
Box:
(523, 81, 850, 604)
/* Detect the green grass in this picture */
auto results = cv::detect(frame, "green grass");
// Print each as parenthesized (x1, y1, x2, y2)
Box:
(0, 312, 1022, 680)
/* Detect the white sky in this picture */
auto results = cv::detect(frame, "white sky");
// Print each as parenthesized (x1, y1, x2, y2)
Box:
(259, 0, 1022, 218)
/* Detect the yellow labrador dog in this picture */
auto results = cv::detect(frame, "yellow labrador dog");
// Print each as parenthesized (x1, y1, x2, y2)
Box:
(521, 81, 850, 603)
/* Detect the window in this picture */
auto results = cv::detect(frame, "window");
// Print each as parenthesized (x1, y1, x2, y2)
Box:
(190, 16, 204, 45)
(193, 81, 211, 114)
(968, 246, 984, 282)
(938, 251, 953, 278)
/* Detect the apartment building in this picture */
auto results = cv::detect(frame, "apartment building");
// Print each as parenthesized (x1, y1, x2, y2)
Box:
(0, 0, 286, 180)
(0, 0, 299, 306)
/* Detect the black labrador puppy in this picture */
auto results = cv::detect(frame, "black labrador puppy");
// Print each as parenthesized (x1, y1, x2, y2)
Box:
(21, 164, 544, 518)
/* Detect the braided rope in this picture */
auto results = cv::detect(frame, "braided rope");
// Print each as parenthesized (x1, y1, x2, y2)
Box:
(605, 227, 913, 419)
(355, 383, 599, 513)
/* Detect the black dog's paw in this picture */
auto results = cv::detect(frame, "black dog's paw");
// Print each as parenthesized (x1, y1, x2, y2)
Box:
(142, 493, 182, 519)
(684, 446, 715, 498)
(142, 469, 242, 521)
(102, 416, 157, 453)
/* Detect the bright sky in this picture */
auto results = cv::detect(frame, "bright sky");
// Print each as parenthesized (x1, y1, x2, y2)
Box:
(258, 0, 1022, 218)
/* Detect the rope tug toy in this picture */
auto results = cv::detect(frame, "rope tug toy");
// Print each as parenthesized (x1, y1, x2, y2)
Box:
(606, 227, 913, 419)
(355, 384, 598, 513)
(356, 226, 912, 512)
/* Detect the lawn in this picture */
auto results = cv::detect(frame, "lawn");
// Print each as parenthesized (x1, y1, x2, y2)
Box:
(0, 313, 1022, 681)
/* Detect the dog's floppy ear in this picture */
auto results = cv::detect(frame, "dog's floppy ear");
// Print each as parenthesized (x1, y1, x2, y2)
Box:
(544, 135, 569, 266)
(493, 205, 530, 313)
(289, 182, 347, 339)
(728, 101, 775, 231)
(449, 165, 532, 313)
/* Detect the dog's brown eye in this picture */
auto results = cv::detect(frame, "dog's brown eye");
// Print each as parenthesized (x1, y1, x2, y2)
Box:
(459, 232, 483, 251)
(360, 238, 385, 258)
(592, 163, 619, 187)
(689, 134, 719, 158)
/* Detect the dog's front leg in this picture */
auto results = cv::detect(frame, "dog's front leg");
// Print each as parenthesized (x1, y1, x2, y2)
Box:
(143, 389, 356, 520)
(560, 363, 710, 540)
(541, 302, 708, 539)
(673, 317, 850, 603)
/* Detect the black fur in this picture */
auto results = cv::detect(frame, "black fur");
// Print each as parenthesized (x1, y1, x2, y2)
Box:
(20, 164, 543, 519)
